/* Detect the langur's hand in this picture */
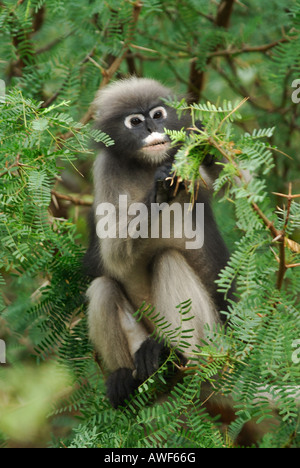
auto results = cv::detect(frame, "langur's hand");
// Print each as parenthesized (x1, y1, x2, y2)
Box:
(154, 162, 184, 203)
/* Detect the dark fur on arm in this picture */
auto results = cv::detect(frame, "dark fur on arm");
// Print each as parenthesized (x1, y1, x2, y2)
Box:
(82, 209, 103, 278)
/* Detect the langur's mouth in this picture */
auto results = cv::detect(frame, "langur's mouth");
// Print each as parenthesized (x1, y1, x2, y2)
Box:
(142, 132, 170, 151)
(143, 141, 170, 151)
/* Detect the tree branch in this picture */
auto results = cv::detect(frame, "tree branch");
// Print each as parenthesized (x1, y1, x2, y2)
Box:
(58, 1, 143, 142)
(206, 133, 297, 289)
(187, 0, 236, 103)
(215, 0, 236, 28)
(208, 37, 289, 58)
(277, 239, 287, 290)
(209, 134, 299, 276)
(252, 184, 300, 290)
(51, 190, 92, 207)
(210, 131, 299, 290)
(276, 194, 291, 289)
(251, 202, 281, 240)
(36, 34, 72, 55)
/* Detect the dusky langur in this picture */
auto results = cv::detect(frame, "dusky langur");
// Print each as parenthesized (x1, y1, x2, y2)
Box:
(84, 77, 233, 408)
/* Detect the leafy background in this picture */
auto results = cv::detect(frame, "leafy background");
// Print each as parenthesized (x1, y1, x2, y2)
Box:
(0, 0, 299, 448)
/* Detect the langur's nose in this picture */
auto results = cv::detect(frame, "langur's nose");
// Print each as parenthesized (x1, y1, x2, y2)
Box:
(146, 119, 156, 133)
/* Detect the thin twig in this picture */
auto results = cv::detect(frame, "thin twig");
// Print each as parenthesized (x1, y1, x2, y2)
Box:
(251, 202, 280, 240)
(272, 192, 300, 199)
(0, 154, 37, 177)
(208, 136, 244, 180)
(217, 96, 249, 131)
(277, 239, 287, 290)
(286, 263, 300, 269)
(269, 183, 299, 289)
(51, 190, 93, 206)
(283, 183, 293, 233)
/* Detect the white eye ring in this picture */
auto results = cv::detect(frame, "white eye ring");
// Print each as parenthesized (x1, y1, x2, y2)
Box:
(124, 114, 145, 129)
(149, 106, 167, 120)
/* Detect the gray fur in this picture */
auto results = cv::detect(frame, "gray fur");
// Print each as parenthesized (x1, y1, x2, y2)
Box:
(85, 77, 232, 407)
(93, 77, 171, 122)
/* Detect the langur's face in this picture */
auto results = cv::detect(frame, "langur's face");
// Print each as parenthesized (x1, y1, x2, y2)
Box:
(123, 103, 172, 164)
(94, 78, 190, 166)
(100, 101, 185, 165)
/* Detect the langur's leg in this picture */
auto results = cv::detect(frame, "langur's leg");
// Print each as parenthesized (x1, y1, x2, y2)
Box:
(87, 277, 149, 407)
(151, 249, 220, 352)
(87, 277, 181, 406)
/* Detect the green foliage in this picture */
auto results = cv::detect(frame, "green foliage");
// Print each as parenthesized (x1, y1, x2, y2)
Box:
(0, 363, 71, 446)
(0, 89, 107, 446)
(0, 0, 300, 450)
(166, 99, 300, 446)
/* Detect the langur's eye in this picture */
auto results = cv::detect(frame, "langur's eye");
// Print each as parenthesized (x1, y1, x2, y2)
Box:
(124, 114, 145, 129)
(131, 117, 143, 126)
(153, 111, 162, 119)
(150, 106, 167, 120)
